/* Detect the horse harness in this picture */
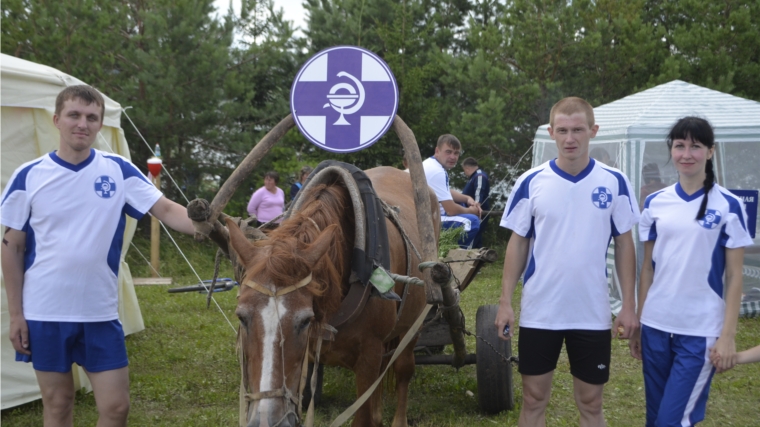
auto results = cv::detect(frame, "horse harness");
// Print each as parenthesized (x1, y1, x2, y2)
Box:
(286, 162, 422, 332)
(238, 221, 336, 427)
(238, 164, 423, 427)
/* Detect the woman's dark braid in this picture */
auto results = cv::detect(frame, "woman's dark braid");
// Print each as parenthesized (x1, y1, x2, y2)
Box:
(696, 158, 715, 220)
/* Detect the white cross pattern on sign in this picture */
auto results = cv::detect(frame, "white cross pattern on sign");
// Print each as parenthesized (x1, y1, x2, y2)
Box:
(290, 46, 399, 153)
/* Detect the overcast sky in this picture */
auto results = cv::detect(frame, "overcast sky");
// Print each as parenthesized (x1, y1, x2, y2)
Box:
(212, 0, 307, 35)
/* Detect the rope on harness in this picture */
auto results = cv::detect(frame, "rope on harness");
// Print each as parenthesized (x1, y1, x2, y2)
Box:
(304, 327, 325, 427)
(206, 248, 224, 308)
(378, 198, 426, 323)
(328, 304, 434, 427)
(380, 199, 422, 264)
(243, 274, 313, 297)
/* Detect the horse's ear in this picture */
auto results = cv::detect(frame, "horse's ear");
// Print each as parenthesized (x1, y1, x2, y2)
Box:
(225, 217, 257, 266)
(301, 224, 337, 268)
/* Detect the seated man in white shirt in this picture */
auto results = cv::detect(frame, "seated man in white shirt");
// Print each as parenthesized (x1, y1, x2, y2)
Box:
(422, 134, 482, 248)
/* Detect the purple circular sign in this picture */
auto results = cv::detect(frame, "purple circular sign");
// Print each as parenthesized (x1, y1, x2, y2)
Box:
(290, 46, 399, 153)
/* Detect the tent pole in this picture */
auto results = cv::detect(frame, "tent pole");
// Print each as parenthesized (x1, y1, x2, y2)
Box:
(151, 173, 161, 277)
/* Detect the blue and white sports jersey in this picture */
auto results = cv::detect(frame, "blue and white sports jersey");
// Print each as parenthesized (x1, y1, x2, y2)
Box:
(501, 159, 639, 330)
(1, 149, 162, 322)
(639, 183, 753, 337)
(462, 169, 490, 211)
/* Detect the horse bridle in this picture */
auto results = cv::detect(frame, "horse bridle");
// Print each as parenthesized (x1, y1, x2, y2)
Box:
(239, 273, 312, 426)
(244, 273, 313, 297)
(239, 218, 330, 427)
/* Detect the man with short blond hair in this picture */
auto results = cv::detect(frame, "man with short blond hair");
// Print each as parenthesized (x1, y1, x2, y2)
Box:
(2, 84, 196, 427)
(549, 96, 596, 128)
(495, 96, 639, 427)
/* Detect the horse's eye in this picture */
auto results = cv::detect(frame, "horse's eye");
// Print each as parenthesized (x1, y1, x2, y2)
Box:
(298, 317, 313, 333)
(237, 314, 249, 329)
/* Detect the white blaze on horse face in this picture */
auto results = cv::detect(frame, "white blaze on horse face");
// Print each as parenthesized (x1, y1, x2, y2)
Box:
(258, 296, 288, 418)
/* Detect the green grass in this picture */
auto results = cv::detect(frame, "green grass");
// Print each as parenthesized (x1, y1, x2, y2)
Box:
(3, 230, 759, 426)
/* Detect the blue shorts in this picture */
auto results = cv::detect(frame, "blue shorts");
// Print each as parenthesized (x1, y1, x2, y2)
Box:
(16, 320, 129, 373)
(641, 325, 716, 427)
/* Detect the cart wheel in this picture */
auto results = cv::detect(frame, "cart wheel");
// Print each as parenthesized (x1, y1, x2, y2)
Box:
(301, 363, 324, 410)
(426, 345, 446, 355)
(476, 304, 514, 414)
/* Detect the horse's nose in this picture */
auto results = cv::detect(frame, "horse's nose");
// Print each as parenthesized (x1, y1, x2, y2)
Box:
(267, 412, 297, 427)
(280, 412, 298, 427)
(246, 412, 298, 427)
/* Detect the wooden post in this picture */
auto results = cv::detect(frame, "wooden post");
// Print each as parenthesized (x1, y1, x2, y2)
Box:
(150, 173, 161, 277)
(392, 116, 443, 305)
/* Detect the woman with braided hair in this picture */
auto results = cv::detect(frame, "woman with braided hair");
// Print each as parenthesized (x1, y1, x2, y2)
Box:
(629, 117, 753, 426)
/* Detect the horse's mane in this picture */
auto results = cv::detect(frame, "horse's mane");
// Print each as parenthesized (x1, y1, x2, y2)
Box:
(245, 181, 354, 321)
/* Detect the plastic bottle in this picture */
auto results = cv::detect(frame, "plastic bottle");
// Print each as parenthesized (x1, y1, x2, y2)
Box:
(154, 144, 162, 158)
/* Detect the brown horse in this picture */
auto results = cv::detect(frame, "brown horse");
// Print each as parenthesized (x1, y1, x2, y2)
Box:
(227, 166, 439, 427)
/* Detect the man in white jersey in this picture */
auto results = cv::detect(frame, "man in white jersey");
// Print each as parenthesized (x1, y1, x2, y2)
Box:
(422, 134, 482, 248)
(495, 97, 640, 427)
(1, 85, 196, 427)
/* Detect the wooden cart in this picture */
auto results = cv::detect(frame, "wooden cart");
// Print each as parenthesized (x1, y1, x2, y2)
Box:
(413, 247, 515, 414)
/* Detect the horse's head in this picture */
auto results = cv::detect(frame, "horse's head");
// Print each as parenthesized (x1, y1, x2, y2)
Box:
(227, 216, 339, 427)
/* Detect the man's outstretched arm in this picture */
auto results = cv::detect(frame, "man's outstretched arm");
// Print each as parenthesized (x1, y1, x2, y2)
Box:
(440, 199, 481, 217)
(149, 196, 195, 235)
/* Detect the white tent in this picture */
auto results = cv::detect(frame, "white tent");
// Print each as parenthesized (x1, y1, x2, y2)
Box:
(1, 54, 145, 409)
(532, 80, 760, 315)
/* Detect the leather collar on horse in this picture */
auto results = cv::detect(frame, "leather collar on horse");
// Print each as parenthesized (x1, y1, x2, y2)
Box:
(285, 161, 400, 331)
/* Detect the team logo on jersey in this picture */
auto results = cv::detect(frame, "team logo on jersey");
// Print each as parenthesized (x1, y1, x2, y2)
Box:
(94, 176, 117, 198)
(290, 46, 399, 153)
(591, 187, 613, 209)
(698, 209, 722, 229)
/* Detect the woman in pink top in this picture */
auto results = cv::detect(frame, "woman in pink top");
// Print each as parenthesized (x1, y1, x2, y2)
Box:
(247, 171, 285, 225)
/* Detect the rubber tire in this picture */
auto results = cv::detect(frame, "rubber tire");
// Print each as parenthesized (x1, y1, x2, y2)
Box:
(476, 304, 514, 414)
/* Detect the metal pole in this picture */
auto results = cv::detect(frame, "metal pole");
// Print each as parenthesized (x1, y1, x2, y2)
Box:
(150, 173, 161, 277)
